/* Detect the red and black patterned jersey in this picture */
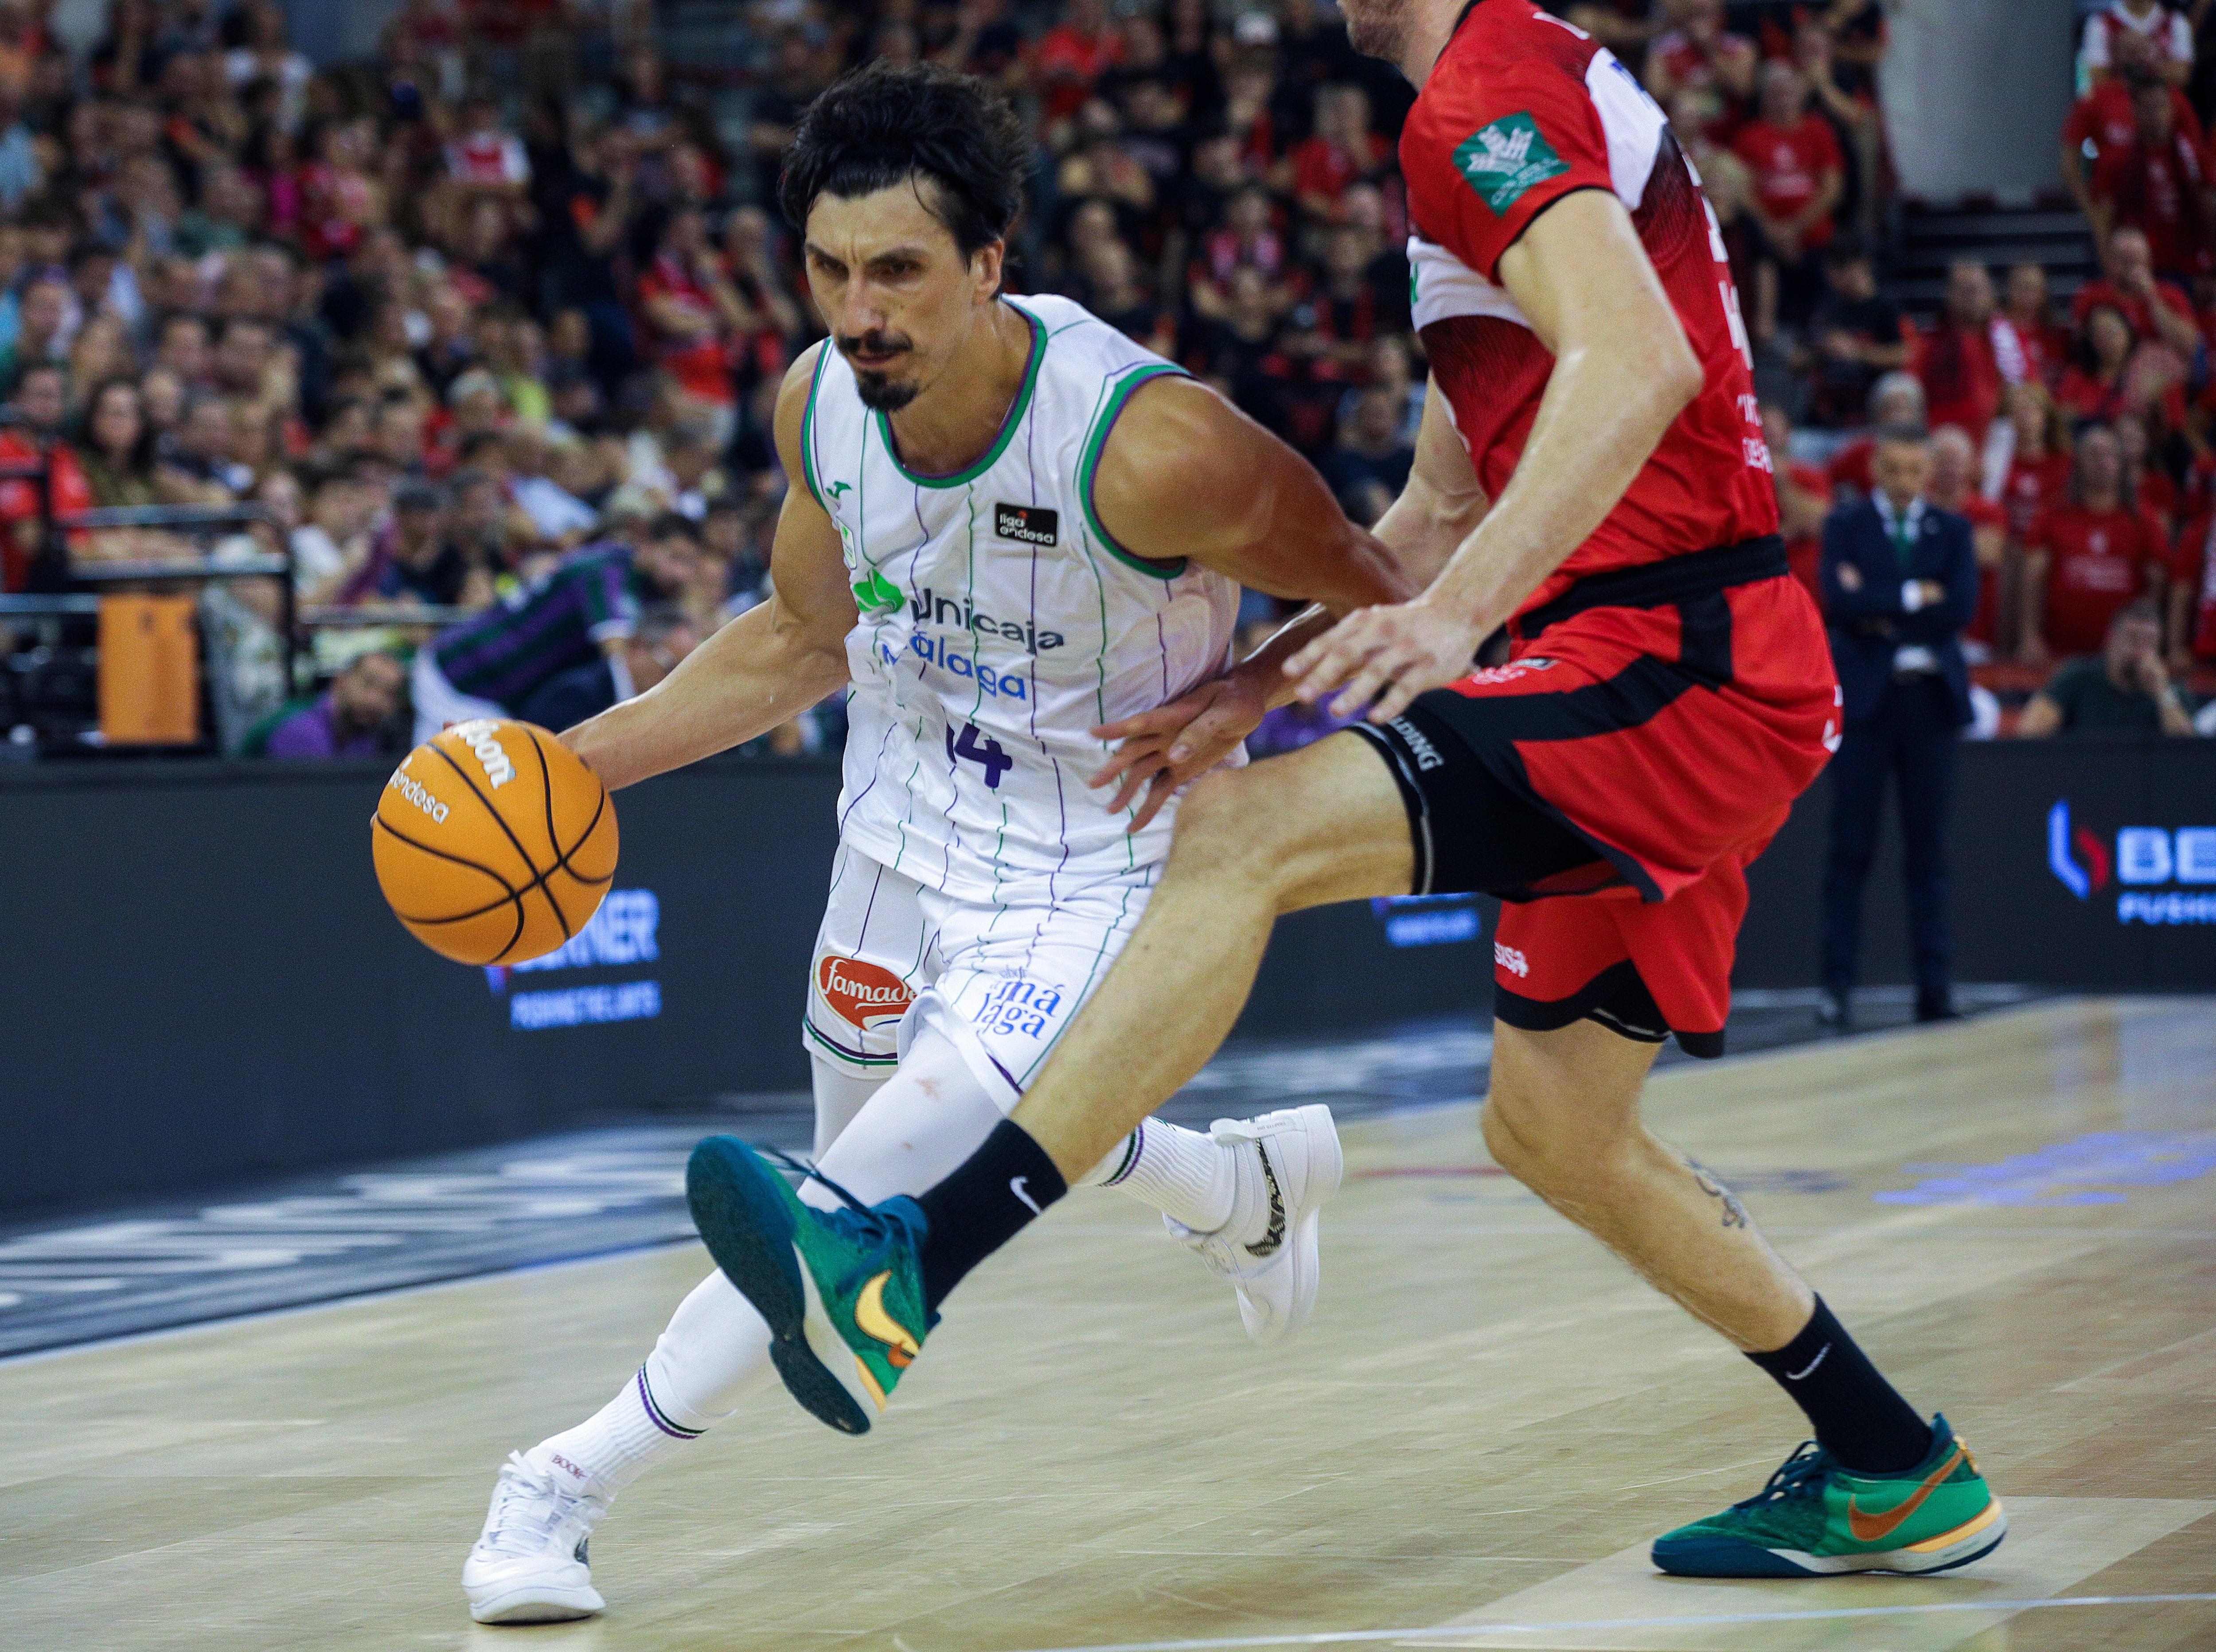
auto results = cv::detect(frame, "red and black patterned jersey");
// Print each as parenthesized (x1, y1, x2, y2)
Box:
(1400, 0, 1777, 615)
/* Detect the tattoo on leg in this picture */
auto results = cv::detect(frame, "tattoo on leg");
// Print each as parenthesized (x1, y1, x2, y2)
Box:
(1688, 1159, 1749, 1229)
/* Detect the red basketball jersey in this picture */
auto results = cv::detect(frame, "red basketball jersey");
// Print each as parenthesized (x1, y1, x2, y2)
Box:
(1400, 1, 1778, 618)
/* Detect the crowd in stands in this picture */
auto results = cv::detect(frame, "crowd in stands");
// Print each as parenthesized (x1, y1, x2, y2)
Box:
(0, 0, 2205, 762)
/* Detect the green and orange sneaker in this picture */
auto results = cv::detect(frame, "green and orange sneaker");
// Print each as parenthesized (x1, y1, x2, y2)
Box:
(684, 1137, 936, 1437)
(1651, 1415, 2005, 1577)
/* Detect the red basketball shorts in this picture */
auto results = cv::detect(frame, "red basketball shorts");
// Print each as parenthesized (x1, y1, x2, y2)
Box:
(1347, 538, 1838, 1056)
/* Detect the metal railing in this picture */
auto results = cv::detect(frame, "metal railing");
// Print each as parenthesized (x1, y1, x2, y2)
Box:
(52, 503, 294, 690)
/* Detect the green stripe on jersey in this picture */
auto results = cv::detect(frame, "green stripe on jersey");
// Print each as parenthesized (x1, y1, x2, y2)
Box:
(875, 304, 1046, 489)
(1079, 364, 1190, 579)
(799, 343, 831, 509)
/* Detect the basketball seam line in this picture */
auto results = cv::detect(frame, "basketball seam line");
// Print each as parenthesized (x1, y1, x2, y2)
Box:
(524, 728, 572, 944)
(373, 813, 521, 901)
(426, 740, 566, 964)
(400, 732, 613, 963)
(376, 808, 528, 959)
(526, 725, 610, 942)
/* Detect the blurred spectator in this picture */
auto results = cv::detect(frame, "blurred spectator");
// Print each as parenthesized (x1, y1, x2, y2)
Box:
(264, 648, 405, 758)
(74, 375, 160, 511)
(2018, 600, 2200, 736)
(1996, 381, 2072, 552)
(1290, 83, 1385, 225)
(1803, 238, 1906, 429)
(636, 206, 745, 444)
(409, 519, 699, 743)
(1033, 0, 1121, 125)
(1817, 423, 1978, 1028)
(2072, 224, 2201, 358)
(1826, 371, 1926, 498)
(1927, 425, 2009, 655)
(0, 272, 66, 382)
(1566, 1, 1658, 58)
(0, 361, 89, 590)
(1913, 262, 2003, 444)
(341, 477, 490, 608)
(1733, 62, 1841, 330)
(1319, 384, 1412, 526)
(2088, 75, 2211, 285)
(2062, 28, 2200, 220)
(2116, 411, 2176, 536)
(516, 602, 700, 730)
(1762, 401, 1830, 600)
(2021, 423, 2171, 665)
(2081, 0, 2194, 91)
(1190, 265, 1295, 442)
(1791, 19, 1880, 244)
(1646, 0, 1756, 141)
(2054, 302, 2150, 425)
(1995, 262, 2068, 389)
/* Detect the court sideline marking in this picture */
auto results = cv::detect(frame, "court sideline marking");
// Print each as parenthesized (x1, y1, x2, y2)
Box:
(997, 1592, 2216, 1652)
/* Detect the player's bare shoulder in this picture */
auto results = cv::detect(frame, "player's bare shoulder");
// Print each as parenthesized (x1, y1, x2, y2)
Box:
(1089, 375, 1282, 561)
(774, 340, 834, 455)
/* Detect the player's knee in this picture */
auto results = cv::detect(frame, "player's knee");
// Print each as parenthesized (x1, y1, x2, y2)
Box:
(1166, 771, 1281, 888)
(1482, 1089, 1635, 1199)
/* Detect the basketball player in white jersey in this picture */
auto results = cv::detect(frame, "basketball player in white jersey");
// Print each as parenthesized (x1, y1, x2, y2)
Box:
(459, 63, 1415, 1623)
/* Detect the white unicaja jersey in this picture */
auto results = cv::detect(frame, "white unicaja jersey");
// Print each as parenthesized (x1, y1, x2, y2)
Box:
(800, 293, 1243, 905)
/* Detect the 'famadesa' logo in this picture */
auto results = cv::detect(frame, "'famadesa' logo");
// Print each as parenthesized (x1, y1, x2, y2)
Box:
(817, 955, 913, 1031)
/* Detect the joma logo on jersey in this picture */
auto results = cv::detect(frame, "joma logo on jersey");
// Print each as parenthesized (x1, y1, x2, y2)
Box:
(994, 503, 1059, 546)
(909, 586, 1065, 653)
(1454, 113, 1570, 216)
(973, 978, 1066, 1039)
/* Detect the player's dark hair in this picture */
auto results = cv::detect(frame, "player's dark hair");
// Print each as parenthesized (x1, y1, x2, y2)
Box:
(777, 61, 1031, 260)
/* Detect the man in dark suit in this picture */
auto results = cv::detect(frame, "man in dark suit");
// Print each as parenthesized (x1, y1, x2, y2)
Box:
(517, 606, 702, 732)
(1817, 424, 1979, 1028)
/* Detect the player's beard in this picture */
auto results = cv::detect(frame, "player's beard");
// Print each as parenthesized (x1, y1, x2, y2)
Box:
(840, 330, 921, 411)
(1342, 0, 1415, 62)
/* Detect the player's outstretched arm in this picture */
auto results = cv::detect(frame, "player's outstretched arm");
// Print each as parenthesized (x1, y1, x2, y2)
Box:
(1084, 377, 1419, 824)
(1287, 190, 1706, 722)
(563, 347, 858, 790)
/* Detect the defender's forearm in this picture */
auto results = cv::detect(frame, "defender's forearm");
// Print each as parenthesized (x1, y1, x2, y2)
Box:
(1424, 342, 1698, 631)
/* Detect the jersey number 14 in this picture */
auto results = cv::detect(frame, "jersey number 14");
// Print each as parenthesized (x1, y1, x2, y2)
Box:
(946, 721, 1012, 789)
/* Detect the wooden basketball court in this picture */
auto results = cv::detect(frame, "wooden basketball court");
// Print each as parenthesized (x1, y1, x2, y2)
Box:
(5, 997, 2212, 1652)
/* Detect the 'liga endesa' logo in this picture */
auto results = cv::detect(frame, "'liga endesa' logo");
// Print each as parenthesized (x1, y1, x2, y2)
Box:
(818, 955, 914, 1031)
(2048, 801, 2216, 925)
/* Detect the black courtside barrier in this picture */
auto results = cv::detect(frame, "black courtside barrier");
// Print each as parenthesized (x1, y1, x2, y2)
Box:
(3, 741, 2210, 1212)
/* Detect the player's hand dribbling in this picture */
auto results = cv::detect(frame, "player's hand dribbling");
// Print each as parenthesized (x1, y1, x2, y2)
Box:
(1285, 598, 1485, 726)
(1089, 670, 1269, 833)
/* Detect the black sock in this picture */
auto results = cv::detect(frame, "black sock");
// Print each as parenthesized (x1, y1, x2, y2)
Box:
(913, 1120, 1067, 1312)
(1746, 1297, 1933, 1474)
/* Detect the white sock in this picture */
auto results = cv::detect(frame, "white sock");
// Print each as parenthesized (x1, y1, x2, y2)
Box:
(533, 1368, 694, 1501)
(531, 1270, 777, 1499)
(1085, 1118, 1234, 1232)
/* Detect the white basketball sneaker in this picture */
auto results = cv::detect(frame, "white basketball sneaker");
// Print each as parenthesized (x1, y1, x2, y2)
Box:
(1167, 1103, 1343, 1346)
(462, 1450, 609, 1624)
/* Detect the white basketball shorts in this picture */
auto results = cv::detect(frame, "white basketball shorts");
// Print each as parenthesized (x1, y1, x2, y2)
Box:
(801, 842, 1157, 1110)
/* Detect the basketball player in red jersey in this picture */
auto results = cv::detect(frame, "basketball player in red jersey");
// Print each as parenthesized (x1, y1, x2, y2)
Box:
(690, 0, 2007, 1579)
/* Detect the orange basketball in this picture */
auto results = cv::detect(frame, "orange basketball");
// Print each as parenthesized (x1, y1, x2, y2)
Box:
(372, 718, 619, 966)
